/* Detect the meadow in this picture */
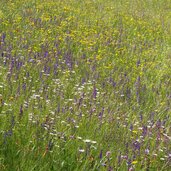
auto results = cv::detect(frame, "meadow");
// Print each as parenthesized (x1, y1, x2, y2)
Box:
(0, 0, 171, 170)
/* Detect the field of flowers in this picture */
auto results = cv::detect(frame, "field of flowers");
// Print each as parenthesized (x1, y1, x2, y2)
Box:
(0, 0, 171, 170)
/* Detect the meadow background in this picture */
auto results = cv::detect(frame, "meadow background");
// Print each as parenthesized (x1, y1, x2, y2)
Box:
(0, 0, 171, 170)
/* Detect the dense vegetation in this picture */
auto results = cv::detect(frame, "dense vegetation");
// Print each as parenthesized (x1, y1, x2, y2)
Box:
(0, 0, 171, 170)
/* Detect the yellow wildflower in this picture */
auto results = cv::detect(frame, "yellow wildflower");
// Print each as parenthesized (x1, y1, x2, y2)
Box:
(132, 160, 138, 164)
(132, 130, 138, 134)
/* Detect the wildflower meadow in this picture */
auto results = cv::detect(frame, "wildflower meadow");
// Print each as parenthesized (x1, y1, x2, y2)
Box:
(0, 0, 171, 170)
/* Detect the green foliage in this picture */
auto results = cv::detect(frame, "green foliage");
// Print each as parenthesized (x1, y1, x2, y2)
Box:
(0, 0, 171, 170)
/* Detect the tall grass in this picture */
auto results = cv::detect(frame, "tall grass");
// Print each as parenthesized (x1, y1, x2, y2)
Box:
(0, 0, 171, 170)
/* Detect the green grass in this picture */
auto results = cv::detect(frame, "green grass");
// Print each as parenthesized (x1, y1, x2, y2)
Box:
(0, 0, 171, 170)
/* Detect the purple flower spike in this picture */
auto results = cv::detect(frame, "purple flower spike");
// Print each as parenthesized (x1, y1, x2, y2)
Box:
(93, 85, 97, 99)
(44, 51, 48, 58)
(133, 140, 141, 151)
(142, 126, 147, 137)
(19, 105, 23, 118)
(130, 124, 133, 131)
(99, 150, 103, 159)
(136, 59, 140, 67)
(2, 33, 6, 42)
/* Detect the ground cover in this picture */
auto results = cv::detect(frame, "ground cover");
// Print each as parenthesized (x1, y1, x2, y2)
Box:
(0, 0, 171, 170)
